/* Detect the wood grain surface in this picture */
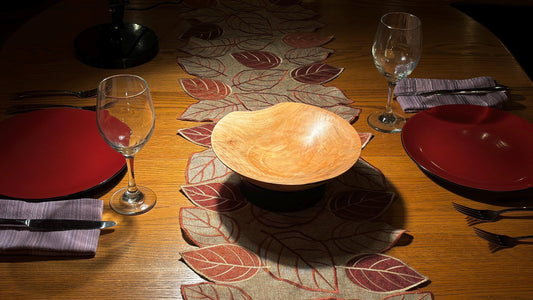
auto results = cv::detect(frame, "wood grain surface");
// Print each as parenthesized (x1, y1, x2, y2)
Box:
(0, 0, 532, 299)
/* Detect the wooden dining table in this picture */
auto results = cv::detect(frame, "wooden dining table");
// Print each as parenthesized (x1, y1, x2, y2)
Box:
(1, 0, 532, 298)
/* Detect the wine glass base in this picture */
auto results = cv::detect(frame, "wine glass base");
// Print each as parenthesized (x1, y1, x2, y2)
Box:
(109, 186, 156, 216)
(367, 111, 406, 133)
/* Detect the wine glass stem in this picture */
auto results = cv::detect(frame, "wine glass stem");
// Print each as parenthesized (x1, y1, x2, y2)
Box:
(384, 81, 396, 115)
(123, 156, 143, 204)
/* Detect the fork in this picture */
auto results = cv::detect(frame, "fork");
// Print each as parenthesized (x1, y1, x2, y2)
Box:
(473, 227, 533, 251)
(452, 202, 533, 225)
(15, 88, 97, 99)
(6, 104, 97, 114)
(414, 84, 509, 96)
(6, 100, 118, 114)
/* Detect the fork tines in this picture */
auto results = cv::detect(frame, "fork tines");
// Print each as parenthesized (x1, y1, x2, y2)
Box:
(473, 227, 516, 253)
(452, 202, 490, 225)
(473, 227, 504, 245)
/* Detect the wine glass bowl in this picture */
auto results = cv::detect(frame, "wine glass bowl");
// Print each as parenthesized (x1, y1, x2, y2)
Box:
(368, 12, 422, 133)
(96, 74, 156, 215)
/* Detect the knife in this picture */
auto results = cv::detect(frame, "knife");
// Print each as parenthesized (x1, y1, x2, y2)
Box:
(0, 218, 117, 231)
(408, 84, 510, 97)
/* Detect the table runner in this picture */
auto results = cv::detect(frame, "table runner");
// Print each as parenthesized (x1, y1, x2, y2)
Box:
(176, 0, 433, 298)
(176, 0, 360, 122)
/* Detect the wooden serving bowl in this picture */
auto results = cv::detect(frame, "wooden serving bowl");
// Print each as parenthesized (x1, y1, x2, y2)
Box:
(211, 102, 361, 191)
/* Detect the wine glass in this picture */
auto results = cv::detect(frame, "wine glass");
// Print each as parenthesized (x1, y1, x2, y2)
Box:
(368, 12, 422, 133)
(96, 74, 156, 215)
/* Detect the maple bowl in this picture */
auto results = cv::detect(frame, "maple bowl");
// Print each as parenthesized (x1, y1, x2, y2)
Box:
(211, 102, 361, 192)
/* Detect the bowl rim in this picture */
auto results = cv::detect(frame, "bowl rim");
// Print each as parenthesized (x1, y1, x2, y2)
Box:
(211, 102, 362, 187)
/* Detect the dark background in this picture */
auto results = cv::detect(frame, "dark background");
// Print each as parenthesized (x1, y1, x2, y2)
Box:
(1, 1, 532, 79)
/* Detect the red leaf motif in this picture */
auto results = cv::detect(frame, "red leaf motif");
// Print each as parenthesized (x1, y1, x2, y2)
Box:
(178, 56, 226, 78)
(186, 148, 233, 184)
(181, 23, 224, 40)
(277, 19, 324, 34)
(177, 123, 215, 147)
(291, 84, 353, 107)
(359, 132, 374, 149)
(231, 51, 281, 69)
(329, 190, 396, 221)
(291, 63, 343, 84)
(345, 254, 429, 292)
(181, 282, 252, 300)
(226, 12, 273, 35)
(258, 231, 338, 293)
(232, 69, 287, 92)
(181, 244, 264, 283)
(331, 221, 405, 254)
(282, 32, 334, 48)
(179, 99, 245, 122)
(234, 93, 292, 111)
(284, 47, 334, 65)
(179, 78, 231, 101)
(382, 291, 435, 300)
(235, 36, 274, 51)
(180, 37, 235, 57)
(334, 158, 388, 191)
(323, 105, 361, 124)
(182, 182, 247, 212)
(179, 207, 240, 247)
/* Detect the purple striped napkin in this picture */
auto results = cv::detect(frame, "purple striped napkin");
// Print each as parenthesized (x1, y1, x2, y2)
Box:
(394, 77, 508, 113)
(0, 198, 104, 256)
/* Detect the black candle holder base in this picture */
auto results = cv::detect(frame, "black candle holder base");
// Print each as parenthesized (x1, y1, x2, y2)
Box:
(74, 23, 158, 69)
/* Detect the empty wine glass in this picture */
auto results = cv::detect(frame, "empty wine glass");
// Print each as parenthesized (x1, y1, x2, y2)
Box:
(368, 12, 422, 133)
(96, 74, 156, 215)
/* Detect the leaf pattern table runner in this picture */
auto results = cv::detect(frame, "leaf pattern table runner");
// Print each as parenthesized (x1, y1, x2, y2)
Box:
(176, 0, 433, 299)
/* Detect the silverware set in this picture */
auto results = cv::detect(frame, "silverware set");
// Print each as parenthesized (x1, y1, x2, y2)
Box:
(6, 88, 98, 114)
(453, 202, 533, 251)
(6, 90, 118, 114)
(473, 227, 533, 252)
(7, 103, 98, 114)
(0, 218, 116, 231)
(413, 84, 509, 96)
(15, 88, 97, 99)
(452, 202, 533, 225)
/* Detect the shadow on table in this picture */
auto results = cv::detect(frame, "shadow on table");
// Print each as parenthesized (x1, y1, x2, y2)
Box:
(183, 167, 410, 253)
(422, 169, 533, 207)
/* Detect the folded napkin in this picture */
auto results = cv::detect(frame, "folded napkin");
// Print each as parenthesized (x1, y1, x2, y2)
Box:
(0, 198, 104, 257)
(394, 76, 508, 113)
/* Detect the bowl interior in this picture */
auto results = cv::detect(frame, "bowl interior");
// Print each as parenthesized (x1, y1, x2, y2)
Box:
(211, 103, 361, 189)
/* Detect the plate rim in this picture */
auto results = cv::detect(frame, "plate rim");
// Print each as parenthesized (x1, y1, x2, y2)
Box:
(0, 108, 126, 200)
(401, 104, 533, 192)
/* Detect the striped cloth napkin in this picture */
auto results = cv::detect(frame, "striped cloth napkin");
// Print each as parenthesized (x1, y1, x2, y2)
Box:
(394, 76, 508, 113)
(0, 198, 104, 256)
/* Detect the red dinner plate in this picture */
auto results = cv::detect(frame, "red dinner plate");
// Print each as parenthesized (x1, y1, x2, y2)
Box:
(0, 108, 126, 200)
(401, 104, 533, 192)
